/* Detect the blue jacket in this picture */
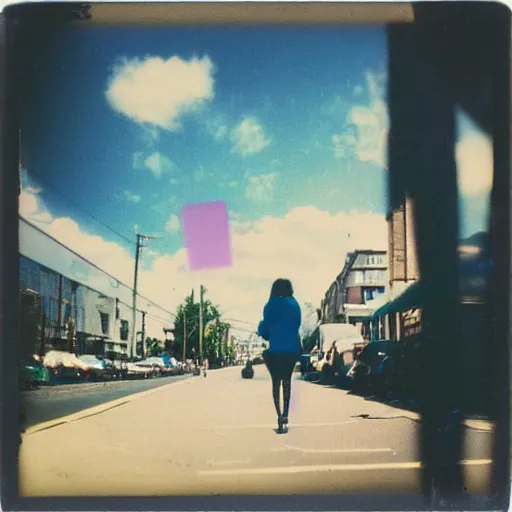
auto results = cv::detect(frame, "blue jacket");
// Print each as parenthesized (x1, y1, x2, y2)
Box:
(257, 296, 301, 354)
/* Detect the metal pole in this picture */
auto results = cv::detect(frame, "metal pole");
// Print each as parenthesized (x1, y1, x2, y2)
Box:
(182, 309, 187, 362)
(131, 234, 141, 359)
(141, 311, 146, 358)
(199, 285, 204, 359)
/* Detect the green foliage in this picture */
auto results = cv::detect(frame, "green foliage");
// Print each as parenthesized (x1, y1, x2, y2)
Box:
(205, 319, 231, 361)
(172, 290, 230, 361)
(145, 337, 162, 357)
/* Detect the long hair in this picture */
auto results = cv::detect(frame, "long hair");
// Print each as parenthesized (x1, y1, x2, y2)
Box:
(270, 278, 294, 298)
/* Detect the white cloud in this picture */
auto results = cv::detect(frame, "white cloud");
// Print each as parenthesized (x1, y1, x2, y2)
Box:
(332, 70, 388, 169)
(134, 151, 174, 178)
(106, 55, 215, 130)
(19, 189, 53, 224)
(245, 173, 278, 202)
(456, 131, 493, 197)
(21, 192, 387, 339)
(124, 191, 141, 203)
(231, 118, 271, 157)
(165, 214, 181, 233)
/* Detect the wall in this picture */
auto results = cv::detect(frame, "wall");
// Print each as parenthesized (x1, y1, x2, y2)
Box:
(345, 268, 387, 287)
(347, 286, 363, 304)
(387, 196, 419, 300)
(351, 252, 388, 269)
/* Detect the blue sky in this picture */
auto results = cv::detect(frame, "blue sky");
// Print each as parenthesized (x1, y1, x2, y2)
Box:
(22, 27, 388, 254)
(20, 25, 493, 334)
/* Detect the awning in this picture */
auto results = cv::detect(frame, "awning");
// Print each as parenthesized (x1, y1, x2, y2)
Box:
(371, 281, 424, 317)
(372, 256, 489, 318)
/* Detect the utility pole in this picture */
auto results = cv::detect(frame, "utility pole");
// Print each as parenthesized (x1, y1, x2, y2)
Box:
(131, 233, 157, 359)
(182, 310, 187, 362)
(199, 285, 205, 359)
(141, 311, 146, 358)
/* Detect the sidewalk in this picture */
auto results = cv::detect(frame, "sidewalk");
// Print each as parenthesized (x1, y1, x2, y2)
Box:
(19, 366, 492, 497)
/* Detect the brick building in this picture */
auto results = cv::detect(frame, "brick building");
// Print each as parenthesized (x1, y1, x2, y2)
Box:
(387, 195, 419, 300)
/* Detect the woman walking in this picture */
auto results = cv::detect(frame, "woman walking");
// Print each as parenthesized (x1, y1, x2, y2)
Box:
(258, 278, 302, 434)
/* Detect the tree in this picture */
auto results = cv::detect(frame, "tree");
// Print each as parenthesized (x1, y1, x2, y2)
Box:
(146, 337, 163, 357)
(172, 290, 229, 360)
(205, 319, 231, 362)
(227, 338, 237, 360)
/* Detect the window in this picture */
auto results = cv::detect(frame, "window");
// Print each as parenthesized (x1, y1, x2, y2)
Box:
(364, 288, 375, 301)
(100, 313, 109, 336)
(367, 256, 375, 265)
(120, 320, 129, 341)
(353, 271, 363, 284)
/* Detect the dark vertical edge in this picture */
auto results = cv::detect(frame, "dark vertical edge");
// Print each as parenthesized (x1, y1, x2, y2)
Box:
(0, 7, 21, 512)
(411, 11, 463, 501)
(389, 9, 464, 502)
(490, 4, 511, 509)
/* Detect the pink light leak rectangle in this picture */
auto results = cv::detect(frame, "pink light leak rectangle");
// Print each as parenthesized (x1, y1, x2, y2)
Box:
(182, 200, 233, 271)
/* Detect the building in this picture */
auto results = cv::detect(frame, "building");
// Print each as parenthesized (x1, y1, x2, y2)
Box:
(321, 249, 388, 330)
(361, 197, 421, 342)
(387, 195, 419, 300)
(19, 217, 173, 360)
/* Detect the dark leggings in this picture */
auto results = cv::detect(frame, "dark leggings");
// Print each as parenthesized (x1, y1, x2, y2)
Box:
(263, 351, 298, 420)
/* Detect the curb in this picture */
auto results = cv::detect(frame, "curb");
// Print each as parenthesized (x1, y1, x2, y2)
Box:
(23, 374, 194, 436)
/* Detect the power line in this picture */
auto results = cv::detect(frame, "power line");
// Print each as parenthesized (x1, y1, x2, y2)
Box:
(24, 167, 135, 246)
(145, 311, 175, 326)
(144, 316, 172, 329)
(224, 318, 254, 325)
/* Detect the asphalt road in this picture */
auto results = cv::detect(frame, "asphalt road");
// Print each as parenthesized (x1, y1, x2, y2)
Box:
(19, 366, 495, 504)
(20, 373, 194, 429)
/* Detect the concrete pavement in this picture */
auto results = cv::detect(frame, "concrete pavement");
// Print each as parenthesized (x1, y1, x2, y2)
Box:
(19, 365, 493, 498)
(21, 374, 193, 430)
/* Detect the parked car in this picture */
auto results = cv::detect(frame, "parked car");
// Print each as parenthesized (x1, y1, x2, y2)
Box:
(126, 362, 152, 379)
(23, 358, 51, 388)
(347, 340, 402, 396)
(312, 323, 366, 384)
(43, 350, 90, 384)
(78, 355, 118, 381)
(132, 359, 161, 378)
(332, 342, 367, 389)
(169, 357, 184, 375)
(113, 359, 129, 379)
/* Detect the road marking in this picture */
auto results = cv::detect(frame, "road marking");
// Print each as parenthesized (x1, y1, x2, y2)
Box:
(197, 459, 492, 476)
(271, 446, 395, 454)
(23, 376, 193, 436)
(207, 459, 250, 466)
(202, 420, 359, 431)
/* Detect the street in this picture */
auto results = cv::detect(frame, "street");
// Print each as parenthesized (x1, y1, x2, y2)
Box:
(19, 365, 493, 499)
(20, 374, 192, 430)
